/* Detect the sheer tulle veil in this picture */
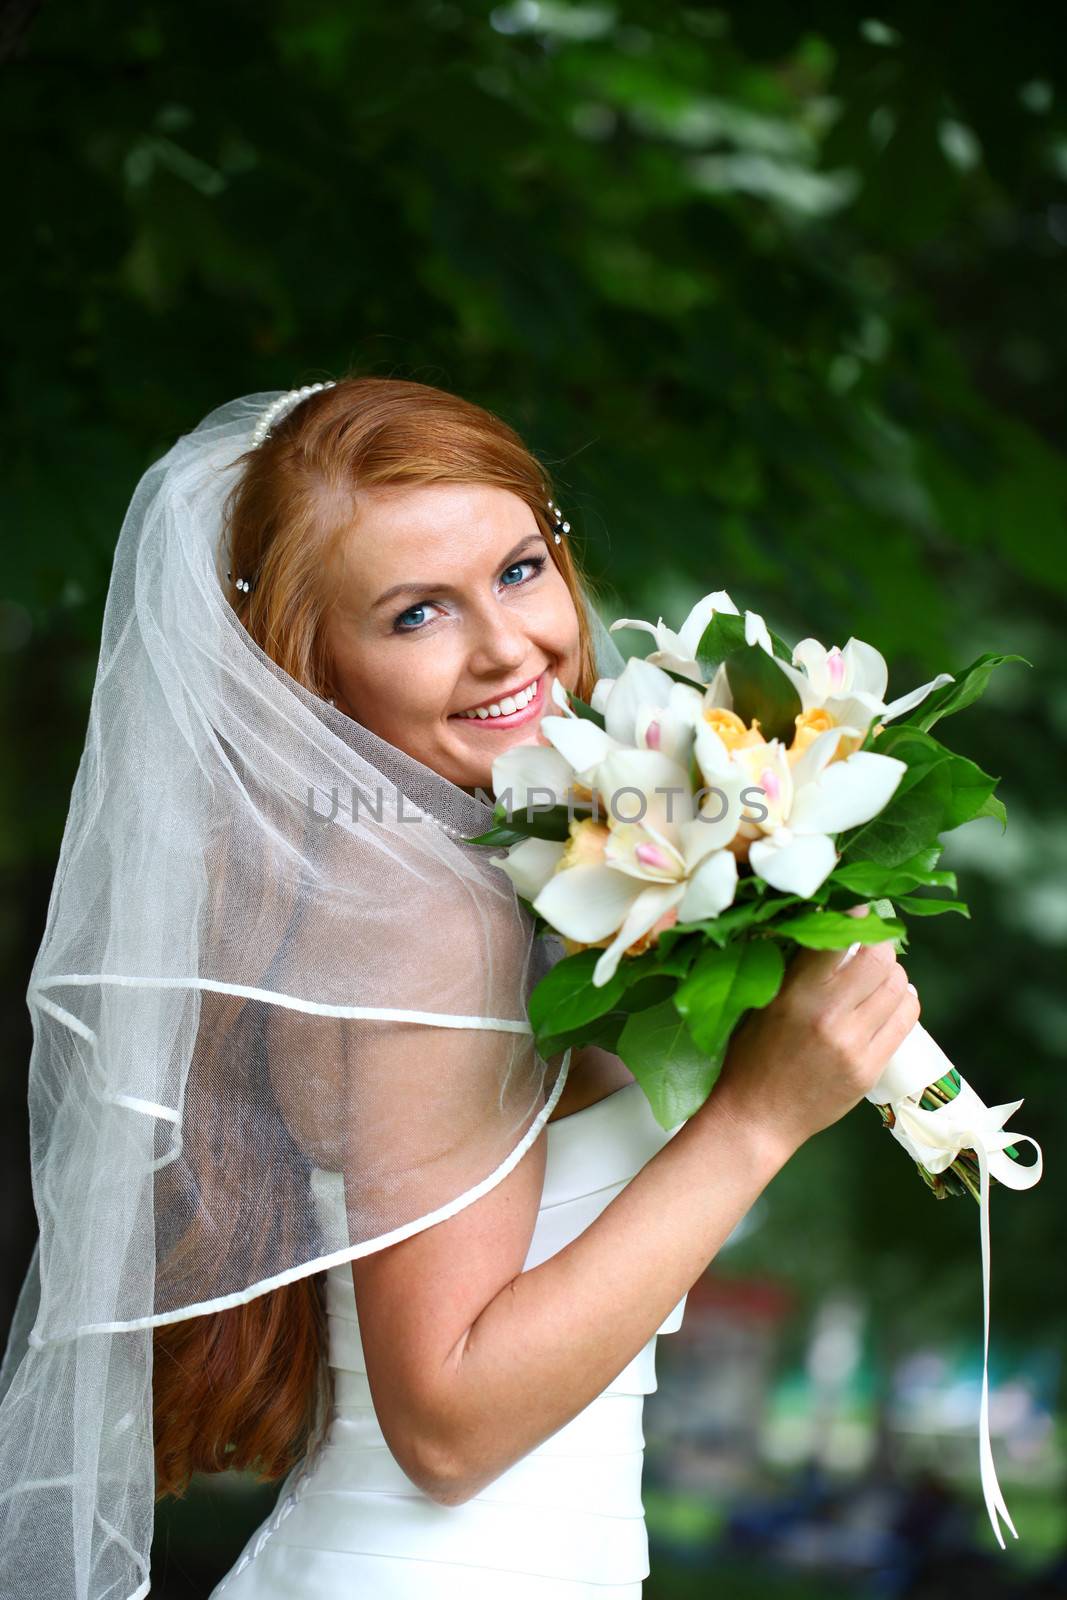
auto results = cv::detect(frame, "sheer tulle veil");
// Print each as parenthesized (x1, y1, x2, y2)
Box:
(0, 389, 627, 1600)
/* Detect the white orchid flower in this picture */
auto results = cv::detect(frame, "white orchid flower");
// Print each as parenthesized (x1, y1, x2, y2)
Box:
(600, 657, 707, 766)
(531, 747, 742, 986)
(491, 835, 568, 900)
(729, 723, 907, 896)
(589, 676, 616, 715)
(777, 636, 954, 736)
(491, 742, 579, 811)
(534, 657, 699, 784)
(608, 591, 774, 685)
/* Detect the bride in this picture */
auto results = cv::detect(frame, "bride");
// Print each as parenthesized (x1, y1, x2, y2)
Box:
(0, 375, 920, 1600)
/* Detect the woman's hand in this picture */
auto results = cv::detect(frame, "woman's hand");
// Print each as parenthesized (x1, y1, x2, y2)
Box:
(710, 904, 920, 1163)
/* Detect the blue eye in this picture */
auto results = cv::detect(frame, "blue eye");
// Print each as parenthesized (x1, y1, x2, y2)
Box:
(394, 602, 429, 632)
(501, 559, 543, 585)
(391, 555, 547, 634)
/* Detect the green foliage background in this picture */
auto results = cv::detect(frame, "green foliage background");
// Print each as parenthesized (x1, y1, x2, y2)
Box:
(1, 0, 1065, 1581)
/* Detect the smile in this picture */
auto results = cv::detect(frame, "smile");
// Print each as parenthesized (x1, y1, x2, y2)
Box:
(451, 672, 546, 727)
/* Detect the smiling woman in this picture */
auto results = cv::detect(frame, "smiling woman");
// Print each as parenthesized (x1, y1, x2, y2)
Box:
(1, 375, 927, 1600)
(224, 376, 602, 797)
(318, 479, 583, 789)
(0, 373, 645, 1600)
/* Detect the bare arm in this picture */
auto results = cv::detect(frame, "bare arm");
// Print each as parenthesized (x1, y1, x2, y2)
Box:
(353, 928, 919, 1506)
(441, 1082, 787, 1501)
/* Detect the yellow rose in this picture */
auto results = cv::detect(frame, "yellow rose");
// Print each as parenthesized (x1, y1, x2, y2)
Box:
(704, 707, 766, 750)
(556, 816, 611, 874)
(787, 709, 886, 764)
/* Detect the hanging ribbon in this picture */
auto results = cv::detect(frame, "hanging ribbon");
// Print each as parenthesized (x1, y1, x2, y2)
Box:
(841, 952, 1045, 1548)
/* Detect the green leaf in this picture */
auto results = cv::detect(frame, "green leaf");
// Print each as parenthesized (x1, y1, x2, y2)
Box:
(842, 742, 938, 860)
(651, 932, 704, 975)
(464, 824, 530, 848)
(901, 653, 1031, 734)
(562, 690, 606, 728)
(694, 612, 748, 674)
(615, 973, 678, 1012)
(830, 853, 957, 897)
(690, 613, 800, 740)
(839, 762, 952, 866)
(472, 801, 575, 844)
(939, 753, 1001, 829)
(615, 1000, 724, 1130)
(892, 893, 970, 918)
(528, 948, 630, 1038)
(536, 1012, 627, 1060)
(528, 947, 660, 1041)
(855, 723, 1003, 841)
(662, 664, 710, 691)
(666, 893, 805, 951)
(974, 790, 1008, 830)
(725, 644, 803, 743)
(673, 941, 786, 1057)
(774, 909, 905, 948)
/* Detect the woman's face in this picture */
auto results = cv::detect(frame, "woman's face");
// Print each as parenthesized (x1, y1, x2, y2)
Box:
(322, 482, 583, 791)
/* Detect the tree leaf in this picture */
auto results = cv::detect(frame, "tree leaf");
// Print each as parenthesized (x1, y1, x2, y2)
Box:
(725, 644, 803, 742)
(616, 1000, 724, 1130)
(901, 652, 1031, 734)
(673, 940, 785, 1057)
(892, 893, 970, 917)
(773, 909, 905, 948)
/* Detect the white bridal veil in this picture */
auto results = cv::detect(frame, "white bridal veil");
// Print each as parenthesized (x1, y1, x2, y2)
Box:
(0, 390, 627, 1600)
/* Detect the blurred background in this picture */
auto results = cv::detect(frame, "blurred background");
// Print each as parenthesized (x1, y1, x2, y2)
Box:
(2, 2, 1065, 1595)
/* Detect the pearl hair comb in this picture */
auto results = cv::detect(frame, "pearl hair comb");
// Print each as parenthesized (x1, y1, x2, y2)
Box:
(250, 380, 336, 449)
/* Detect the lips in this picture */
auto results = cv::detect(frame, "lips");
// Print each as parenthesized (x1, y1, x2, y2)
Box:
(450, 671, 547, 728)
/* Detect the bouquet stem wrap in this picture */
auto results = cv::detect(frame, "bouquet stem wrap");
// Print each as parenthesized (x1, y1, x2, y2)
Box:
(844, 944, 1045, 1548)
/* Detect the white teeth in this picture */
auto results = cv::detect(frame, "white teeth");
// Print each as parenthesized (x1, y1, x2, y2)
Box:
(458, 675, 540, 719)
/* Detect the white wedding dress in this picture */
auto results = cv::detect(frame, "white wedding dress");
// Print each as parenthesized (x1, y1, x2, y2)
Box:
(209, 1080, 689, 1599)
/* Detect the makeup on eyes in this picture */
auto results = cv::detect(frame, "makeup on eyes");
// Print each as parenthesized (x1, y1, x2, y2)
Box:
(391, 553, 547, 634)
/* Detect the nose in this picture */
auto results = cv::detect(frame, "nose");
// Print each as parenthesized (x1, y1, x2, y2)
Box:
(464, 603, 530, 678)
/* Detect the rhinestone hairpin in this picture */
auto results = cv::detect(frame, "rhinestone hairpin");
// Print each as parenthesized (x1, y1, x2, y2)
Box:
(547, 498, 570, 544)
(249, 380, 336, 450)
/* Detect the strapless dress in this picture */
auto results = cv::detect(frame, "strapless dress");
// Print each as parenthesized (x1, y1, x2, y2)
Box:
(209, 1080, 688, 1598)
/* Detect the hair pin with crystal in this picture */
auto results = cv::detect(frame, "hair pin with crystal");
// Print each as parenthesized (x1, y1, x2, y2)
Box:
(547, 498, 570, 544)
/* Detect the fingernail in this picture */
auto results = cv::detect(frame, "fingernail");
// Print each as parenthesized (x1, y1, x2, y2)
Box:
(906, 982, 917, 995)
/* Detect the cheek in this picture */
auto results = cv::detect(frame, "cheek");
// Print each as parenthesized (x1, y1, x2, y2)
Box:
(536, 576, 581, 656)
(371, 657, 457, 727)
(334, 643, 456, 732)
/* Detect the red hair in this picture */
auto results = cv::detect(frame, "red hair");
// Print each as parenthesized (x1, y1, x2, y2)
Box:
(153, 373, 604, 1497)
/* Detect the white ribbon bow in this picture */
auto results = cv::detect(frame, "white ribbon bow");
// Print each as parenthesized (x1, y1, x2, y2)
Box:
(839, 942, 1044, 1548)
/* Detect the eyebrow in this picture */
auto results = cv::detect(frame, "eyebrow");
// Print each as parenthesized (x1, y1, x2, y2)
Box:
(370, 532, 546, 612)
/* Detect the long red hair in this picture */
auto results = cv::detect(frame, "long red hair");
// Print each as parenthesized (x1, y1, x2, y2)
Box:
(153, 373, 604, 1498)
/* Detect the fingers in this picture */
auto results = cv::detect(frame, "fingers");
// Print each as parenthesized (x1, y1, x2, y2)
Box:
(853, 959, 911, 1043)
(785, 903, 898, 1004)
(784, 902, 903, 1023)
(866, 980, 921, 1059)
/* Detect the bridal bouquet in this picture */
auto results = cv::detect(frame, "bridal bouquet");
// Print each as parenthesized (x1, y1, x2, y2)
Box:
(467, 590, 1043, 1547)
